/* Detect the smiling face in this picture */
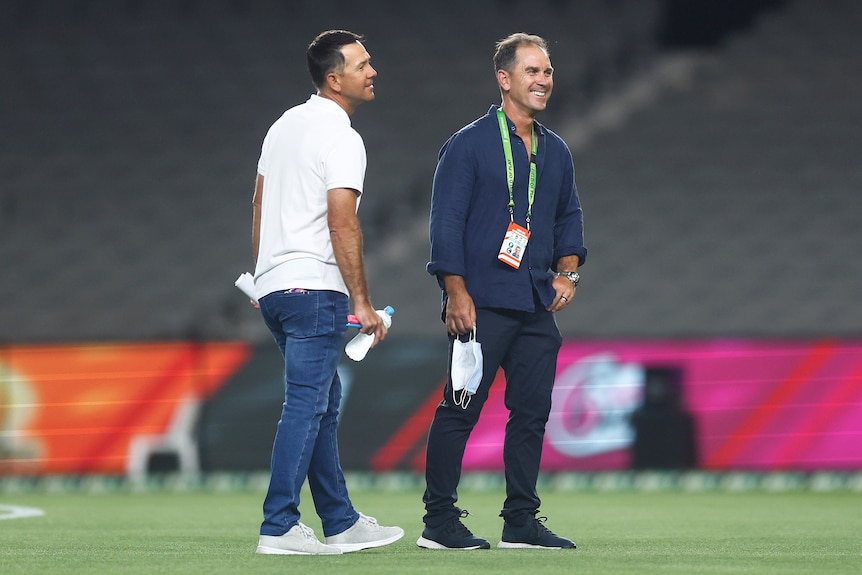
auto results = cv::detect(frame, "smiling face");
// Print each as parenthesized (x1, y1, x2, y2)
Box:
(332, 41, 377, 111)
(498, 43, 554, 118)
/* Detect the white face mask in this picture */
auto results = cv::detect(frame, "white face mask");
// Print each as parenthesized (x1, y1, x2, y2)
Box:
(451, 327, 483, 409)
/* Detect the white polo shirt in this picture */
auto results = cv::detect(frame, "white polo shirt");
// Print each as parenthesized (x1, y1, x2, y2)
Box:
(254, 94, 366, 299)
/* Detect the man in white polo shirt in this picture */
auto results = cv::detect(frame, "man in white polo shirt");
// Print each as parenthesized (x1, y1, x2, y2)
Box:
(251, 30, 403, 556)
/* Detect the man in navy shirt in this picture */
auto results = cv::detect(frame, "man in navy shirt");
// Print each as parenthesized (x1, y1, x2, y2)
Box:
(419, 33, 586, 550)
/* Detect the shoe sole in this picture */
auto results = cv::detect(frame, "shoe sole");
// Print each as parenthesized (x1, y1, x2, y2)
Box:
(328, 529, 405, 553)
(497, 541, 576, 549)
(416, 536, 490, 550)
(255, 544, 342, 555)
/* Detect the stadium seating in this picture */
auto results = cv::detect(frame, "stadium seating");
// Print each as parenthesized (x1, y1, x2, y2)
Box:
(1, 0, 859, 343)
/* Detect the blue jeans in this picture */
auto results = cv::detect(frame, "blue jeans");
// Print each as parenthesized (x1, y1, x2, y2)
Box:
(258, 289, 358, 537)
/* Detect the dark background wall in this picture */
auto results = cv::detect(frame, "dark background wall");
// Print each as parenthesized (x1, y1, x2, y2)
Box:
(3, 0, 859, 345)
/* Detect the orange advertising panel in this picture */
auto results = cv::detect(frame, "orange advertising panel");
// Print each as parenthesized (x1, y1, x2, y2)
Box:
(0, 342, 250, 475)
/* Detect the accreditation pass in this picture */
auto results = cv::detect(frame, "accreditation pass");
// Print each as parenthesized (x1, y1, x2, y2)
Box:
(498, 221, 530, 269)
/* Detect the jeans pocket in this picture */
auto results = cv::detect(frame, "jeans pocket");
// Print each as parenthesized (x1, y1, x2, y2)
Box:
(260, 290, 349, 339)
(260, 290, 320, 338)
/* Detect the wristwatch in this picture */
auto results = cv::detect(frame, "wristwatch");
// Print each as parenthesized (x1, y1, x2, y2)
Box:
(554, 271, 580, 286)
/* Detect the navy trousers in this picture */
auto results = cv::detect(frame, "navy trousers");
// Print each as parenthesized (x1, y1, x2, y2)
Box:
(422, 302, 562, 528)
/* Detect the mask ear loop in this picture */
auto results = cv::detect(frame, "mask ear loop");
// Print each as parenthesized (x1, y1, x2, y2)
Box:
(454, 385, 471, 409)
(461, 326, 477, 408)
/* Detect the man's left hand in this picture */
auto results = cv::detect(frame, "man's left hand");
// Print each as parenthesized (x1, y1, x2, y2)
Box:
(548, 275, 576, 312)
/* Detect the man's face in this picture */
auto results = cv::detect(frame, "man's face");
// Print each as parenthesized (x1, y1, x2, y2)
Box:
(335, 41, 377, 106)
(502, 44, 554, 115)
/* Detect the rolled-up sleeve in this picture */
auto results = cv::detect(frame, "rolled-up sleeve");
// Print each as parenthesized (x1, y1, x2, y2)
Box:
(552, 147, 587, 267)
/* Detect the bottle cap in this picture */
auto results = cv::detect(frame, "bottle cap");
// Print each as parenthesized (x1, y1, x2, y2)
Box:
(384, 305, 395, 316)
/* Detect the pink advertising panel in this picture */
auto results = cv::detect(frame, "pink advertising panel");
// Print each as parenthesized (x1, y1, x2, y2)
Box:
(462, 339, 862, 471)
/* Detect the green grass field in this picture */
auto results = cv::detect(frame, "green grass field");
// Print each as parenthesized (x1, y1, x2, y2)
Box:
(2, 480, 860, 575)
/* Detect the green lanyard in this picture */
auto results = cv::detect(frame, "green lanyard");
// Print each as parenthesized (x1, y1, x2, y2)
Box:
(496, 108, 538, 230)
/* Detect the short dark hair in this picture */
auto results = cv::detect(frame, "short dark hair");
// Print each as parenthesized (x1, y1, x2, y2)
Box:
(307, 30, 365, 89)
(493, 33, 549, 73)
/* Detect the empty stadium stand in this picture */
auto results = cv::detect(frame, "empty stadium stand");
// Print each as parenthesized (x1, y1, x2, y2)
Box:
(1, 0, 859, 343)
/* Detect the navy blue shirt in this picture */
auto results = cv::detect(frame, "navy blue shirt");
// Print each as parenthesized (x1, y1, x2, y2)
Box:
(427, 106, 587, 313)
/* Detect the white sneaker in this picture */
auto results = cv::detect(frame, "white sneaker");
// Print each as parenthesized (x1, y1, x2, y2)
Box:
(256, 523, 343, 555)
(325, 513, 405, 552)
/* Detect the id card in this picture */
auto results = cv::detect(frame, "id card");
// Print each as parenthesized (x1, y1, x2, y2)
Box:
(498, 221, 530, 269)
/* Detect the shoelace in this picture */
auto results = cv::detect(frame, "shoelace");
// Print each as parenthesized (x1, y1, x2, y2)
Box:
(358, 513, 379, 526)
(448, 509, 475, 536)
(296, 522, 317, 541)
(533, 516, 552, 536)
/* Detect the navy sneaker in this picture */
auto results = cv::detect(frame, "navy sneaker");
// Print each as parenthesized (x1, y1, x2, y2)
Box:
(417, 510, 491, 550)
(498, 516, 576, 549)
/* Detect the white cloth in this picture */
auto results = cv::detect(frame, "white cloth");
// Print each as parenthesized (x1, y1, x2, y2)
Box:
(234, 272, 257, 302)
(451, 327, 483, 408)
(254, 94, 366, 299)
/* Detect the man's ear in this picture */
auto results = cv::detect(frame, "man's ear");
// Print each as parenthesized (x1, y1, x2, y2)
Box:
(326, 71, 341, 93)
(497, 69, 510, 92)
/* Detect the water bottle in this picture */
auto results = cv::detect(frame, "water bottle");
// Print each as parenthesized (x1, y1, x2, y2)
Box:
(344, 306, 394, 361)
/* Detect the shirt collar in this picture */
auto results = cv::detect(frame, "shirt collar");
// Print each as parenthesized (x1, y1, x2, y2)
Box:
(309, 94, 352, 126)
(487, 104, 546, 136)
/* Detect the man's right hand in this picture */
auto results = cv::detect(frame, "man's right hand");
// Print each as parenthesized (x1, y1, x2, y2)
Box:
(443, 275, 476, 335)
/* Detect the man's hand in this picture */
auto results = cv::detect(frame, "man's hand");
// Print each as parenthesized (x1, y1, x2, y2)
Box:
(549, 256, 580, 312)
(443, 274, 476, 335)
(548, 274, 576, 312)
(353, 301, 387, 347)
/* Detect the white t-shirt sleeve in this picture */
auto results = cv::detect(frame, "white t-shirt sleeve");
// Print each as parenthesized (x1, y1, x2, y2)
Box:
(257, 132, 270, 176)
(323, 128, 366, 196)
